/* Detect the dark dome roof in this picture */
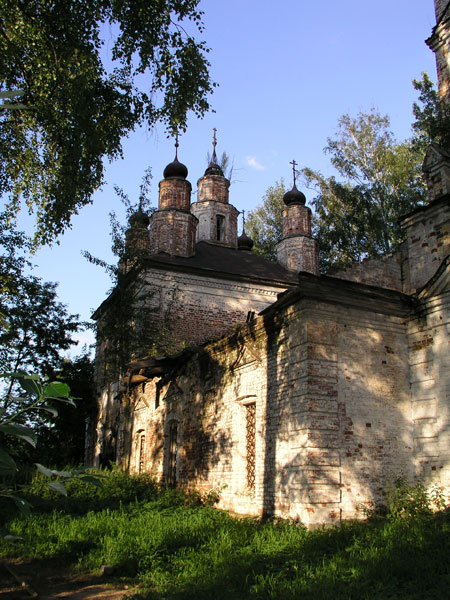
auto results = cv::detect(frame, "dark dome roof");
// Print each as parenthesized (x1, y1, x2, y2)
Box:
(163, 156, 188, 179)
(128, 208, 150, 228)
(237, 230, 254, 251)
(204, 160, 224, 176)
(283, 184, 306, 206)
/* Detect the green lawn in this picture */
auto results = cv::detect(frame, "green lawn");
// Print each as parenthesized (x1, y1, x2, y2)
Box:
(1, 471, 450, 599)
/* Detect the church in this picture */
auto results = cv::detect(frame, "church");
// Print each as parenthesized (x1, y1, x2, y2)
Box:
(90, 1, 450, 526)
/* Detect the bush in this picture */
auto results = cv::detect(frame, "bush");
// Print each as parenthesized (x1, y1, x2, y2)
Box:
(385, 478, 446, 519)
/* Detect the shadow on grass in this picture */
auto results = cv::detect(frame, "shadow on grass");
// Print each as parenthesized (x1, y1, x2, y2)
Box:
(3, 486, 450, 600)
(130, 512, 450, 600)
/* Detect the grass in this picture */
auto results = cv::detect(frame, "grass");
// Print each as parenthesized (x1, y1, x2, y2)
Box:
(1, 471, 450, 599)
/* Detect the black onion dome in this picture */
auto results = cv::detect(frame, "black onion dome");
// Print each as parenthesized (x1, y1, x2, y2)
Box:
(128, 208, 150, 228)
(238, 230, 254, 251)
(163, 155, 188, 179)
(204, 160, 224, 176)
(283, 184, 306, 206)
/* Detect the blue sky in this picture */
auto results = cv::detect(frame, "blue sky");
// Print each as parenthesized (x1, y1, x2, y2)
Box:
(19, 0, 438, 353)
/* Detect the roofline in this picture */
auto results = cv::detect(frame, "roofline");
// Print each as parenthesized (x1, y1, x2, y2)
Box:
(399, 194, 450, 225)
(260, 272, 414, 319)
(92, 253, 296, 320)
(141, 255, 297, 288)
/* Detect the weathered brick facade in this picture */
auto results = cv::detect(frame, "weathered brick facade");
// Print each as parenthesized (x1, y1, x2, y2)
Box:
(92, 4, 450, 525)
(276, 190, 319, 275)
(427, 0, 450, 99)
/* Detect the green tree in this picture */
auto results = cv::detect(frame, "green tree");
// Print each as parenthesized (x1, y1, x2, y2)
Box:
(35, 351, 96, 466)
(246, 111, 425, 271)
(0, 372, 102, 515)
(412, 72, 450, 151)
(245, 180, 285, 260)
(85, 170, 179, 384)
(303, 109, 426, 271)
(0, 273, 80, 408)
(0, 0, 214, 245)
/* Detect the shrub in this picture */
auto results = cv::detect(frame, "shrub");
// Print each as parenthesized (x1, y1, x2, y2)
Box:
(385, 477, 446, 519)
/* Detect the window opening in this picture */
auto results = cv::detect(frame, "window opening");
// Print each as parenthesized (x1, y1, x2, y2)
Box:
(246, 402, 256, 491)
(168, 421, 178, 487)
(216, 214, 225, 241)
(155, 381, 161, 409)
(138, 434, 146, 473)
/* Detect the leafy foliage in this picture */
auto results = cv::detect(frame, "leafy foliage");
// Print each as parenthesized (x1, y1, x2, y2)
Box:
(412, 72, 450, 151)
(0, 211, 32, 330)
(35, 351, 96, 466)
(302, 109, 426, 271)
(245, 181, 285, 260)
(0, 372, 81, 514)
(384, 477, 446, 519)
(85, 172, 180, 383)
(0, 0, 214, 244)
(246, 110, 425, 271)
(0, 273, 79, 404)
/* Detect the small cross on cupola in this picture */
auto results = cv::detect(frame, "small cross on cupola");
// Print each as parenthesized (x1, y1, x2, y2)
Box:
(163, 130, 188, 180)
(205, 128, 224, 176)
(283, 159, 306, 206)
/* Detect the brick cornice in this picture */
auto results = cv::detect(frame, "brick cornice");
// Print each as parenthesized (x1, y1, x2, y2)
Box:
(260, 272, 414, 318)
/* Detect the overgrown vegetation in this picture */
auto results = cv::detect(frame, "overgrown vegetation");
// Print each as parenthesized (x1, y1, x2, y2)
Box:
(0, 0, 214, 245)
(246, 108, 426, 272)
(85, 170, 181, 385)
(1, 472, 449, 599)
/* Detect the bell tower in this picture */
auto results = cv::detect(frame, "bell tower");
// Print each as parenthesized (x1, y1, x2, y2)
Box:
(191, 129, 239, 248)
(276, 160, 318, 275)
(149, 136, 198, 257)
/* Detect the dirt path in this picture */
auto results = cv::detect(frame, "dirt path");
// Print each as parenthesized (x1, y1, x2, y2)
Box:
(0, 560, 137, 599)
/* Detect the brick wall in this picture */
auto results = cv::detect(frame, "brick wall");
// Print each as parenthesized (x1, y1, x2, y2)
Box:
(149, 210, 198, 257)
(276, 236, 319, 275)
(332, 252, 403, 292)
(158, 178, 192, 211)
(119, 281, 416, 526)
(282, 204, 312, 237)
(409, 284, 450, 487)
(191, 201, 239, 247)
(401, 198, 450, 293)
(141, 268, 286, 347)
(197, 174, 230, 204)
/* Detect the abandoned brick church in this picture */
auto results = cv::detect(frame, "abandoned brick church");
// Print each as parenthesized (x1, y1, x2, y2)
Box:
(91, 1, 450, 525)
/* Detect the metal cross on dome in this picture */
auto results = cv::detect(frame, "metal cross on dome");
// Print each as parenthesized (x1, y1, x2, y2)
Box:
(212, 127, 218, 162)
(174, 130, 179, 158)
(290, 159, 298, 187)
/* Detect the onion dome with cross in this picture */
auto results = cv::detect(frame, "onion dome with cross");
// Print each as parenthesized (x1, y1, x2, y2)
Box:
(283, 159, 306, 205)
(163, 132, 188, 179)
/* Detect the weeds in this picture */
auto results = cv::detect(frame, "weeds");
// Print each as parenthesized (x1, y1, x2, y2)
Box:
(1, 472, 450, 599)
